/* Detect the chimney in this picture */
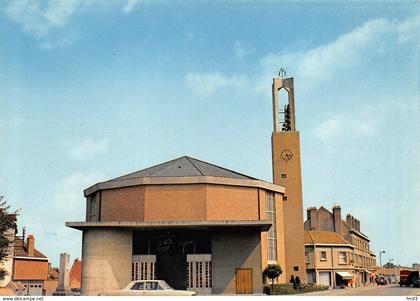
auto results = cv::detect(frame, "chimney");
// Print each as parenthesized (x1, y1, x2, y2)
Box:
(332, 205, 342, 235)
(356, 219, 360, 231)
(352, 216, 356, 229)
(27, 234, 35, 257)
(346, 214, 352, 226)
(307, 207, 318, 230)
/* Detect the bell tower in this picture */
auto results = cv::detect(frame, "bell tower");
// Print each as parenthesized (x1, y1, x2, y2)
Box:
(271, 75, 306, 281)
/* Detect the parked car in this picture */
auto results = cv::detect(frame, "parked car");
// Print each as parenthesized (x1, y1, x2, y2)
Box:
(376, 277, 387, 286)
(99, 280, 196, 296)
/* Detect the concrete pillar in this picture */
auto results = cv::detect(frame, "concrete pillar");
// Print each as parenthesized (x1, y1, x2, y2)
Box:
(81, 228, 132, 296)
(57, 253, 70, 294)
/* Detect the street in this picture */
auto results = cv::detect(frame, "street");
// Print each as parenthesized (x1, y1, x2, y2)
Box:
(298, 285, 420, 296)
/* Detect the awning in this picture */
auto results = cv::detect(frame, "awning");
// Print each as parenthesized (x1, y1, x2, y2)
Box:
(66, 220, 272, 231)
(336, 271, 353, 280)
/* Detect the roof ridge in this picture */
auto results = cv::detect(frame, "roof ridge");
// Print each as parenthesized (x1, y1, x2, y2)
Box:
(185, 156, 257, 180)
(184, 156, 204, 176)
(108, 156, 186, 181)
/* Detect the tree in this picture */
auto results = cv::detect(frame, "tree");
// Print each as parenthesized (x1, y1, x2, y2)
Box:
(0, 197, 17, 276)
(263, 264, 282, 293)
(384, 262, 396, 268)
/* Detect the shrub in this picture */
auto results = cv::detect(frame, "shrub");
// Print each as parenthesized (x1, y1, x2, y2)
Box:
(263, 283, 329, 295)
(263, 264, 282, 294)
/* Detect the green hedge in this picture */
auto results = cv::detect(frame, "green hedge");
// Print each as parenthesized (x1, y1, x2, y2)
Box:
(263, 283, 329, 295)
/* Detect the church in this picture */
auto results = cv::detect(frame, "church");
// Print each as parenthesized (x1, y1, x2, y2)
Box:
(66, 76, 306, 295)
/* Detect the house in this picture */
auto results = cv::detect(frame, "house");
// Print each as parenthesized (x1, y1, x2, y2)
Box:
(12, 234, 49, 295)
(44, 265, 60, 295)
(304, 230, 355, 287)
(304, 205, 377, 286)
(375, 267, 400, 284)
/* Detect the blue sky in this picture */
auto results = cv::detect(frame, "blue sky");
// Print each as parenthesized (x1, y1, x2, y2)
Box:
(0, 0, 419, 267)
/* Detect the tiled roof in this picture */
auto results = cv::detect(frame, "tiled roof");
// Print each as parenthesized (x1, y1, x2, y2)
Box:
(48, 266, 60, 280)
(375, 267, 400, 275)
(108, 156, 257, 181)
(304, 230, 351, 245)
(69, 259, 81, 289)
(13, 236, 47, 259)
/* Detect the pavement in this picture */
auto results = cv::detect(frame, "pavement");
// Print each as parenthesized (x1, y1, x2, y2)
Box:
(296, 284, 420, 296)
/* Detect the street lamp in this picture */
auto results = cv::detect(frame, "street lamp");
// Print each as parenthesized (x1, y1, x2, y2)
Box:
(379, 250, 386, 267)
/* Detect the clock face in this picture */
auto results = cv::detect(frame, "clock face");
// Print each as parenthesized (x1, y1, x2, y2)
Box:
(280, 149, 293, 162)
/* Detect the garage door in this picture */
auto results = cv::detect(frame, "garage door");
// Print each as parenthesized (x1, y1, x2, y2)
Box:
(319, 272, 331, 286)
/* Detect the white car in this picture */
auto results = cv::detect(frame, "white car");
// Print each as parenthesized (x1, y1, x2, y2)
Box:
(99, 280, 196, 296)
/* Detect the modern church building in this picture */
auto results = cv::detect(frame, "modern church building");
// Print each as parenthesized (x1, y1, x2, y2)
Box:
(66, 77, 306, 295)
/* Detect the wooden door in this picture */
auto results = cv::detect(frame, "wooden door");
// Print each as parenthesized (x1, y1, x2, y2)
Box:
(236, 268, 252, 294)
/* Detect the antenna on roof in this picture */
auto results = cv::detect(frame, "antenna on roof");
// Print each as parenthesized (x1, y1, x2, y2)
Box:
(22, 226, 26, 241)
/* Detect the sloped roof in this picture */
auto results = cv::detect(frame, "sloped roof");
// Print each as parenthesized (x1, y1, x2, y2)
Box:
(48, 266, 60, 280)
(110, 156, 256, 181)
(69, 259, 82, 289)
(84, 156, 286, 196)
(13, 236, 47, 259)
(304, 230, 352, 246)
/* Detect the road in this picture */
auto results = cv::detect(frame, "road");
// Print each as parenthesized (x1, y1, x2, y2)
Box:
(298, 285, 420, 296)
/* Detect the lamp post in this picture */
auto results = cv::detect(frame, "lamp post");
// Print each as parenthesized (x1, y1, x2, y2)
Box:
(379, 250, 386, 267)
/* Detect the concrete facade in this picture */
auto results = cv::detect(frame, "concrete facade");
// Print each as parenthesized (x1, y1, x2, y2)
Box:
(81, 229, 132, 296)
(210, 229, 262, 294)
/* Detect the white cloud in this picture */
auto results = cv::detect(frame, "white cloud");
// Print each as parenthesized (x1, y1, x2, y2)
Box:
(313, 107, 384, 141)
(397, 14, 420, 45)
(3, 0, 141, 48)
(234, 40, 254, 59)
(29, 171, 105, 265)
(122, 0, 140, 14)
(52, 171, 105, 216)
(255, 15, 420, 92)
(68, 138, 110, 161)
(185, 72, 248, 97)
(313, 114, 342, 141)
(4, 0, 81, 38)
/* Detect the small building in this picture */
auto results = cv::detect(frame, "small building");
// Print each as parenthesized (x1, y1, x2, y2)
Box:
(304, 205, 377, 286)
(13, 235, 49, 295)
(304, 230, 355, 288)
(44, 265, 60, 295)
(375, 267, 400, 284)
